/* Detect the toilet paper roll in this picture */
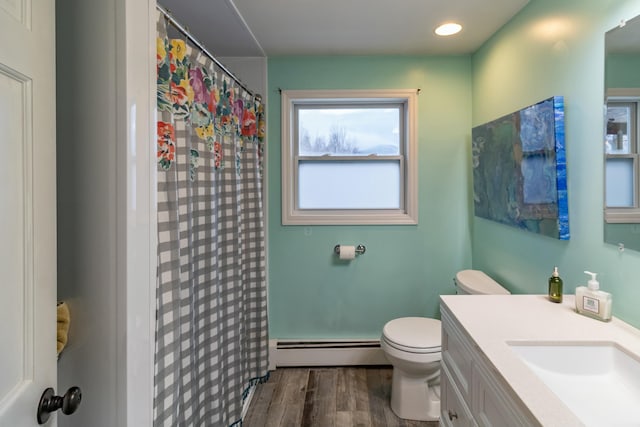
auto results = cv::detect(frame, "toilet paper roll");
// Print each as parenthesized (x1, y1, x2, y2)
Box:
(338, 245, 356, 260)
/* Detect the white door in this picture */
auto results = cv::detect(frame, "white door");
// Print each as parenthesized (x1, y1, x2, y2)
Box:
(0, 0, 58, 426)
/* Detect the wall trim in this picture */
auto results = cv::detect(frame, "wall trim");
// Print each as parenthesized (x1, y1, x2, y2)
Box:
(269, 339, 389, 368)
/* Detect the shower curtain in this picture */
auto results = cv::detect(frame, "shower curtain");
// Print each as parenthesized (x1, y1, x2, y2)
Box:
(154, 11, 268, 427)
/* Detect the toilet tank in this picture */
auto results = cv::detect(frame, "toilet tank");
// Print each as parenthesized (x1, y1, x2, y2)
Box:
(454, 269, 510, 295)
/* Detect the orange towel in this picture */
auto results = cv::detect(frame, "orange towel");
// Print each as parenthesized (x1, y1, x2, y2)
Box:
(57, 302, 70, 356)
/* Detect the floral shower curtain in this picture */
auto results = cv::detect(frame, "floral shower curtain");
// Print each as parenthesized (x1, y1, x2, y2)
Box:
(154, 11, 268, 427)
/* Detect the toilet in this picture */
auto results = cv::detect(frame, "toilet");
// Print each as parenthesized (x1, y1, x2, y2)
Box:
(453, 269, 511, 296)
(380, 269, 510, 421)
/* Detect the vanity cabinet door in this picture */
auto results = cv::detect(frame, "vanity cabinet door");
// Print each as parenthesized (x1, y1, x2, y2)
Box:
(441, 309, 474, 402)
(441, 302, 539, 427)
(471, 360, 538, 427)
(441, 363, 477, 427)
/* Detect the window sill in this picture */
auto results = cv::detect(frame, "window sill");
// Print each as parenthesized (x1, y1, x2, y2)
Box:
(604, 208, 640, 223)
(282, 209, 418, 225)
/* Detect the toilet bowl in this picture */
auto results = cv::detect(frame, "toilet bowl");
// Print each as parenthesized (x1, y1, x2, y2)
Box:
(380, 269, 509, 421)
(381, 317, 441, 421)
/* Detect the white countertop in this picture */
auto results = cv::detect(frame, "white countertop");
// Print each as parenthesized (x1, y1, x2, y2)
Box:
(440, 294, 640, 427)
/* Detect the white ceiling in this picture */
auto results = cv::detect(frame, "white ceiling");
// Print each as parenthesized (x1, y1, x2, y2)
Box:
(158, 0, 530, 57)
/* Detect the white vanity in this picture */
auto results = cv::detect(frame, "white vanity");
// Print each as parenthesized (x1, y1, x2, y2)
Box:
(440, 294, 640, 427)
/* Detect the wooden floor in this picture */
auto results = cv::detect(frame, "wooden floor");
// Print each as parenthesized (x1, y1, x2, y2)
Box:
(244, 367, 439, 427)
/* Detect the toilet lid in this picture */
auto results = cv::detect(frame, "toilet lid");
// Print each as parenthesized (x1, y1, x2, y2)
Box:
(455, 269, 510, 295)
(382, 317, 441, 353)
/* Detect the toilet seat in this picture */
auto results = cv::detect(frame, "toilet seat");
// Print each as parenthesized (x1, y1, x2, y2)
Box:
(382, 317, 441, 354)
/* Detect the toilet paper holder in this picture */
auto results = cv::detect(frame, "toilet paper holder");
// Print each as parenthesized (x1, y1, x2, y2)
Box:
(334, 244, 366, 256)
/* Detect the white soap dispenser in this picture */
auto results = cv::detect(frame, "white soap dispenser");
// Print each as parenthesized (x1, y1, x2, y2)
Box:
(575, 271, 612, 322)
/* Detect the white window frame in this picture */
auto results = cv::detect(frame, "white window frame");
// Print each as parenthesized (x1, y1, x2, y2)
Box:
(281, 89, 418, 225)
(605, 89, 640, 223)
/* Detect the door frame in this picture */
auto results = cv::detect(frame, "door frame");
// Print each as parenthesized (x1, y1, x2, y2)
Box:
(114, 0, 157, 425)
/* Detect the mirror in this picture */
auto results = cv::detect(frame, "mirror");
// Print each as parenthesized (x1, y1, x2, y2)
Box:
(604, 15, 640, 252)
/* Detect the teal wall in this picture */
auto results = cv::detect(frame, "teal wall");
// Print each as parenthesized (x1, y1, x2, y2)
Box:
(471, 0, 640, 327)
(606, 54, 640, 88)
(267, 56, 472, 339)
(266, 0, 640, 338)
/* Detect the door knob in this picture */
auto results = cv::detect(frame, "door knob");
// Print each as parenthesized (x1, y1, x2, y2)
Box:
(37, 386, 82, 424)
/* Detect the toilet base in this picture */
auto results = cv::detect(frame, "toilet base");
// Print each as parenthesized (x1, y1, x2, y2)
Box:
(390, 367, 440, 421)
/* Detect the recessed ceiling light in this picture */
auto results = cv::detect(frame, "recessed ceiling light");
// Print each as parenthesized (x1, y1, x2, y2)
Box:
(435, 22, 462, 36)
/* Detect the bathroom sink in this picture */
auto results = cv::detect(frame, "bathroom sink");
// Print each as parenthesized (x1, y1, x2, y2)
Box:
(508, 341, 640, 426)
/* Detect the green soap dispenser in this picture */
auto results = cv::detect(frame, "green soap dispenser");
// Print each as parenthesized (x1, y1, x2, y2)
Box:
(548, 266, 563, 303)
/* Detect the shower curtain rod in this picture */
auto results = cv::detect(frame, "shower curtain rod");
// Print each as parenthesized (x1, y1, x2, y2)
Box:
(157, 4, 261, 101)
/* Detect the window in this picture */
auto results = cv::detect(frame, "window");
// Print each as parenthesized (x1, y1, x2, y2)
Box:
(605, 93, 640, 223)
(281, 89, 418, 225)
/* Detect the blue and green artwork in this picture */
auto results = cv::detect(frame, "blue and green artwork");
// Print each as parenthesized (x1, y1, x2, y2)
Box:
(472, 96, 569, 240)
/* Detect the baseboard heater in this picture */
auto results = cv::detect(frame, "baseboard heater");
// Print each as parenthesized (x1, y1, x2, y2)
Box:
(269, 339, 389, 369)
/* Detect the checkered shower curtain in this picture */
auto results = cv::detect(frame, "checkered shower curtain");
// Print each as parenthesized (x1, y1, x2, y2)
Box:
(154, 11, 268, 427)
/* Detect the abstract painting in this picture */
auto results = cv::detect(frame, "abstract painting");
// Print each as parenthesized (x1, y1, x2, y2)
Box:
(472, 96, 569, 240)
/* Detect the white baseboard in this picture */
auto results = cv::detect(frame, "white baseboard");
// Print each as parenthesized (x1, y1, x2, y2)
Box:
(269, 339, 389, 368)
